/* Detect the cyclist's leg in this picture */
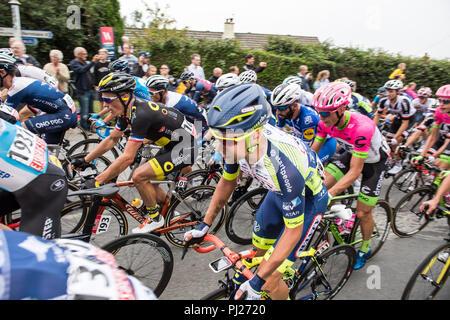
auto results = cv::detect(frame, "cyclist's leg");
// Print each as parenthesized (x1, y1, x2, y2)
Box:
(13, 162, 68, 239)
(324, 152, 352, 189)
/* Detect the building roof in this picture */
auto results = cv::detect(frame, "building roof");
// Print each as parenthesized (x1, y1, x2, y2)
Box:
(124, 27, 319, 49)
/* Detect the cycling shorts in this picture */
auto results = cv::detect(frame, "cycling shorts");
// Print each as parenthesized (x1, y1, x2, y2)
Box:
(0, 160, 67, 239)
(25, 108, 78, 144)
(325, 150, 388, 206)
(252, 186, 328, 273)
(147, 135, 197, 179)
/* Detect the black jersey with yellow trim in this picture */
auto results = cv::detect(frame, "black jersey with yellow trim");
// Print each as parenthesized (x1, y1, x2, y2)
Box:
(115, 98, 197, 147)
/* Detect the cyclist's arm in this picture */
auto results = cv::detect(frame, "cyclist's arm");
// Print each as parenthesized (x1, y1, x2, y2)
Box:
(328, 155, 365, 197)
(96, 139, 142, 184)
(203, 165, 239, 226)
(420, 125, 440, 157)
(434, 138, 450, 158)
(84, 128, 123, 163)
(420, 172, 450, 214)
(18, 106, 35, 126)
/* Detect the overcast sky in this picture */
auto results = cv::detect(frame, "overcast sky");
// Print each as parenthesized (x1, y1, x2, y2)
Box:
(119, 0, 450, 60)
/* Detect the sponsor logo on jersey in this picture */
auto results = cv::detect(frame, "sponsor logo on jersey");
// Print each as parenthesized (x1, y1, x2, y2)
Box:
(0, 169, 12, 178)
(303, 128, 314, 140)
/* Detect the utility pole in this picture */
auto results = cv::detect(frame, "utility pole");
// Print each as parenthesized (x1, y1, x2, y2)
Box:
(9, 0, 22, 42)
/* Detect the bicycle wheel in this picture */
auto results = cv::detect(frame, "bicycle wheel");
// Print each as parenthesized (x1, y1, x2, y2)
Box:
(289, 244, 356, 300)
(101, 233, 174, 298)
(163, 185, 228, 247)
(184, 168, 221, 188)
(225, 188, 268, 245)
(401, 242, 450, 300)
(392, 186, 434, 237)
(67, 138, 120, 162)
(60, 200, 128, 248)
(349, 199, 392, 259)
(385, 168, 422, 206)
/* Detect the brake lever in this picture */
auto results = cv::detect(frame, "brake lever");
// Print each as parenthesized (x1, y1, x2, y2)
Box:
(181, 236, 205, 260)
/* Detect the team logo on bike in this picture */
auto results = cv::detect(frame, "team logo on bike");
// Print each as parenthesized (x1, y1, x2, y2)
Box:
(50, 179, 66, 192)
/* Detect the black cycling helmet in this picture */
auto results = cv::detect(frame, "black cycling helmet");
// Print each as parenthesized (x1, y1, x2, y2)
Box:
(108, 59, 131, 74)
(98, 72, 136, 93)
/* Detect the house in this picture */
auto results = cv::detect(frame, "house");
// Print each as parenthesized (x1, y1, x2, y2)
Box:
(124, 18, 319, 49)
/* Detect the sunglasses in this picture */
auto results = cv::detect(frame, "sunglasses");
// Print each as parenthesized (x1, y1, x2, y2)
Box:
(276, 103, 294, 111)
(101, 96, 119, 104)
(438, 99, 450, 104)
(149, 90, 164, 97)
(318, 111, 334, 118)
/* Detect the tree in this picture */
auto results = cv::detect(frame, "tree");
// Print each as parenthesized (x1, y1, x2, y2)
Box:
(0, 0, 124, 65)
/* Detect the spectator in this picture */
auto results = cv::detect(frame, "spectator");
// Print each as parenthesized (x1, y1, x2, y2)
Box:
(243, 53, 266, 73)
(313, 70, 330, 91)
(187, 53, 205, 79)
(145, 64, 157, 78)
(159, 64, 178, 91)
(389, 62, 406, 80)
(118, 36, 132, 56)
(208, 67, 223, 83)
(229, 65, 239, 75)
(70, 47, 99, 130)
(119, 43, 138, 75)
(93, 48, 111, 109)
(43, 49, 70, 93)
(296, 65, 311, 92)
(404, 82, 418, 100)
(11, 41, 41, 68)
(134, 51, 150, 78)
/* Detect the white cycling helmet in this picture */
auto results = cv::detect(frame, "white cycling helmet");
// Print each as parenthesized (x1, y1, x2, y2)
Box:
(0, 48, 14, 58)
(283, 76, 303, 87)
(239, 70, 257, 83)
(215, 73, 240, 90)
(270, 83, 302, 108)
(145, 75, 169, 90)
(384, 79, 404, 90)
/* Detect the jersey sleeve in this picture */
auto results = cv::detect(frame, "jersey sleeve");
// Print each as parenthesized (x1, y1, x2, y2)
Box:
(400, 98, 414, 120)
(314, 121, 328, 143)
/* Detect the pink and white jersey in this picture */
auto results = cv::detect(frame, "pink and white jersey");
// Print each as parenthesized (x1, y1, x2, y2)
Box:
(434, 107, 450, 138)
(315, 111, 389, 163)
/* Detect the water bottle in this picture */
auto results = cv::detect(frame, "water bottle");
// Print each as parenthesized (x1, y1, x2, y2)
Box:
(342, 213, 357, 234)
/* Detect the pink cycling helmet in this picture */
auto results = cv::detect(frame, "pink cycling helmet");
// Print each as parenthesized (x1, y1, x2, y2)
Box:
(312, 82, 352, 111)
(436, 84, 450, 98)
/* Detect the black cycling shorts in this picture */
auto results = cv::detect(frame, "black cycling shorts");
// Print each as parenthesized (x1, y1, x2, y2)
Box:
(325, 150, 388, 206)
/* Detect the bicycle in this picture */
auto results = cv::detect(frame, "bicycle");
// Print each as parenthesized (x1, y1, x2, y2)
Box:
(58, 170, 228, 249)
(401, 239, 449, 300)
(183, 205, 356, 300)
(392, 167, 450, 237)
(101, 232, 174, 298)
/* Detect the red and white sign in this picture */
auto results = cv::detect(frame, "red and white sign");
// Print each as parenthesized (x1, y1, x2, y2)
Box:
(100, 27, 115, 45)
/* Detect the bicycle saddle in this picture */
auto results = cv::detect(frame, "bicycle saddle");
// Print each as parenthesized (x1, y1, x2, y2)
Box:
(68, 183, 119, 197)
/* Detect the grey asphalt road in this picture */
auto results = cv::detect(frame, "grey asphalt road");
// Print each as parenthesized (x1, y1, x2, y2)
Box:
(67, 129, 449, 300)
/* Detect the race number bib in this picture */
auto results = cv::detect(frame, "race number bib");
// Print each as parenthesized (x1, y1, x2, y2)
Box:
(181, 118, 197, 137)
(7, 126, 47, 172)
(63, 94, 77, 114)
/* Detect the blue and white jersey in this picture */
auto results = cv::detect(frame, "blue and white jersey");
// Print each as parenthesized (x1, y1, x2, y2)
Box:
(17, 65, 58, 88)
(134, 77, 152, 101)
(275, 105, 320, 147)
(165, 91, 205, 122)
(0, 119, 49, 192)
(5, 77, 75, 114)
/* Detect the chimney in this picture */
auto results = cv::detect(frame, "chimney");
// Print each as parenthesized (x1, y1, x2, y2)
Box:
(222, 18, 235, 39)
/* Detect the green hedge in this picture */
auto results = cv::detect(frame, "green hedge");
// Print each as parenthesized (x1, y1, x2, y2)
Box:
(132, 32, 450, 98)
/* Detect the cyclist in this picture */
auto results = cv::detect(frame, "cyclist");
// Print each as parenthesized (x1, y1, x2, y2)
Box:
(282, 76, 314, 107)
(411, 87, 435, 124)
(311, 82, 390, 270)
(0, 48, 58, 89)
(374, 79, 416, 174)
(71, 72, 198, 234)
(145, 75, 207, 133)
(270, 82, 337, 164)
(420, 171, 450, 215)
(215, 72, 240, 92)
(412, 84, 450, 170)
(180, 71, 217, 106)
(239, 70, 272, 102)
(0, 229, 156, 300)
(371, 87, 387, 110)
(344, 79, 375, 119)
(184, 83, 329, 300)
(0, 118, 67, 239)
(0, 53, 77, 145)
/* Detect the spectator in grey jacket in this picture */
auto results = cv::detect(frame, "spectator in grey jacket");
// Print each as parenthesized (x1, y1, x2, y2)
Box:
(11, 41, 41, 68)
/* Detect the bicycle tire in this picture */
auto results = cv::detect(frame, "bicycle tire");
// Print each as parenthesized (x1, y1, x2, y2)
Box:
(225, 187, 267, 245)
(184, 168, 221, 187)
(163, 185, 228, 247)
(60, 199, 128, 248)
(101, 233, 174, 298)
(392, 186, 434, 237)
(289, 244, 356, 300)
(349, 199, 392, 259)
(385, 168, 422, 206)
(401, 242, 450, 300)
(67, 138, 120, 161)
